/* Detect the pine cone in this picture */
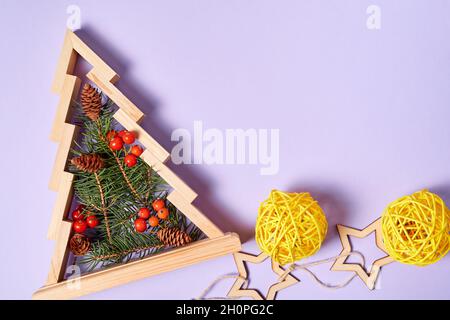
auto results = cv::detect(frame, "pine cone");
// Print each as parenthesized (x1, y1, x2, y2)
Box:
(81, 83, 103, 121)
(69, 234, 90, 256)
(157, 227, 193, 247)
(71, 154, 104, 173)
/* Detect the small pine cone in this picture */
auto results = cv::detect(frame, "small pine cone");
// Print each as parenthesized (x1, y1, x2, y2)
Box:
(157, 227, 192, 247)
(69, 234, 90, 256)
(71, 154, 104, 173)
(81, 83, 103, 121)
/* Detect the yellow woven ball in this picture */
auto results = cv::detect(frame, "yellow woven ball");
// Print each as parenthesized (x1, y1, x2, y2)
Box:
(255, 190, 328, 265)
(381, 190, 450, 266)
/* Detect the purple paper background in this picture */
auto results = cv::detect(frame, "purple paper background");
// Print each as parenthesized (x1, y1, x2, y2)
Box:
(0, 0, 449, 299)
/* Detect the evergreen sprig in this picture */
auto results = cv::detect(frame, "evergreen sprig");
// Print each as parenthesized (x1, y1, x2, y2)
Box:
(70, 92, 204, 271)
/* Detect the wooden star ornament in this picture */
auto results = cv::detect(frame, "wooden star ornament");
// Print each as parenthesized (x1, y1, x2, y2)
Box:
(227, 252, 299, 300)
(331, 218, 394, 290)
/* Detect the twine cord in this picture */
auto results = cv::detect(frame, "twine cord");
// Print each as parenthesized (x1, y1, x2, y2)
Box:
(196, 251, 365, 300)
(195, 274, 249, 300)
(197, 190, 449, 299)
(277, 251, 365, 289)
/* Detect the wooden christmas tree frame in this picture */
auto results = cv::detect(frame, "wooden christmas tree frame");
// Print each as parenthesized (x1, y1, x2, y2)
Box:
(33, 30, 241, 299)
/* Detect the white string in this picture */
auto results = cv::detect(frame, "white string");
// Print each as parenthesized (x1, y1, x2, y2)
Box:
(278, 251, 366, 289)
(195, 251, 366, 299)
(194, 273, 249, 300)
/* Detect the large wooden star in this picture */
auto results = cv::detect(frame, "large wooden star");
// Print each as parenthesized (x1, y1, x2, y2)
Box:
(227, 252, 299, 300)
(331, 218, 394, 290)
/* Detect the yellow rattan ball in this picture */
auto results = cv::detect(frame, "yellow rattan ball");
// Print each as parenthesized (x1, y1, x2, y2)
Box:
(255, 190, 328, 265)
(381, 190, 450, 266)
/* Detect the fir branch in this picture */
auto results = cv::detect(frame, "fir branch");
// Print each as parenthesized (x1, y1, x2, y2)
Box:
(145, 167, 152, 201)
(81, 233, 165, 270)
(95, 119, 146, 205)
(94, 172, 112, 243)
(90, 244, 164, 261)
(113, 154, 142, 202)
(70, 92, 205, 270)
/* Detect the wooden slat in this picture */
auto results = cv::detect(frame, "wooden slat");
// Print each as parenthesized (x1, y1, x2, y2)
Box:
(69, 31, 119, 84)
(47, 172, 75, 240)
(48, 123, 79, 191)
(167, 190, 223, 238)
(51, 29, 78, 94)
(113, 109, 169, 162)
(38, 29, 241, 300)
(50, 75, 81, 142)
(34, 232, 241, 299)
(45, 221, 72, 285)
(88, 71, 144, 123)
(141, 150, 197, 203)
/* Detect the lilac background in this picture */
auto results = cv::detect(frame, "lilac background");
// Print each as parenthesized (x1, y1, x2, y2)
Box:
(0, 0, 449, 299)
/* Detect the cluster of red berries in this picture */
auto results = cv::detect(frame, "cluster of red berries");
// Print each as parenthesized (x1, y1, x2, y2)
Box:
(134, 199, 170, 233)
(107, 129, 144, 168)
(71, 204, 99, 233)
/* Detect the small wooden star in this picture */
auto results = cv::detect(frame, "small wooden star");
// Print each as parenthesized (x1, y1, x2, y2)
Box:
(227, 252, 299, 300)
(331, 217, 394, 290)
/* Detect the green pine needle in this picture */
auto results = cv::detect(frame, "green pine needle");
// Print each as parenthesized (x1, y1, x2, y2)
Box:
(70, 95, 205, 272)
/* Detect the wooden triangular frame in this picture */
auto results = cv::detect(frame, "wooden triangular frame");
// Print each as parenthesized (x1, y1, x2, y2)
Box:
(33, 30, 241, 299)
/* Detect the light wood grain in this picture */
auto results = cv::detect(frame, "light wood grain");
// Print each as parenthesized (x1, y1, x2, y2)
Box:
(330, 218, 394, 290)
(141, 150, 197, 203)
(34, 233, 241, 299)
(46, 221, 72, 285)
(51, 29, 78, 94)
(167, 190, 223, 238)
(47, 172, 74, 240)
(48, 123, 79, 191)
(88, 71, 144, 123)
(228, 252, 299, 300)
(114, 109, 169, 162)
(69, 31, 119, 84)
(50, 75, 81, 142)
(38, 29, 242, 299)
